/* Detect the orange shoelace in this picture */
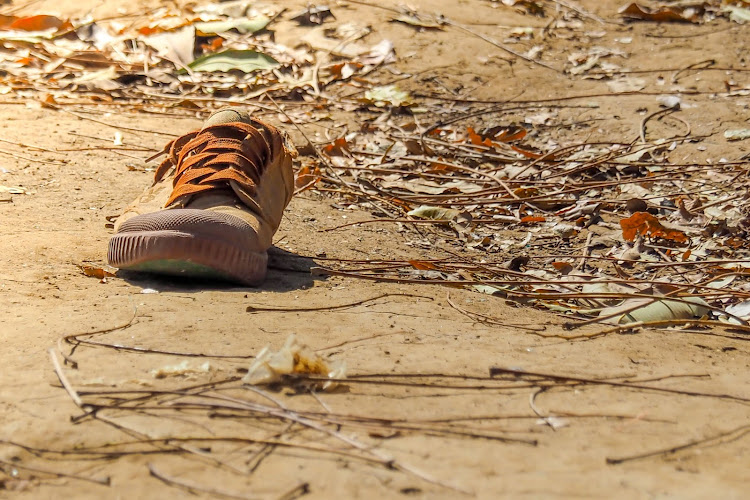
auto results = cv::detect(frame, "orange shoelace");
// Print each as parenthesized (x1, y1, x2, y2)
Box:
(148, 122, 273, 207)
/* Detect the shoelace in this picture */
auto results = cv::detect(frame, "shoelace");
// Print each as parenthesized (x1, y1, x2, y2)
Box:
(148, 122, 273, 208)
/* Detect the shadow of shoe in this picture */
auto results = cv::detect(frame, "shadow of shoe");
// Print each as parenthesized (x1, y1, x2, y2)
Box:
(264, 246, 322, 292)
(115, 246, 324, 293)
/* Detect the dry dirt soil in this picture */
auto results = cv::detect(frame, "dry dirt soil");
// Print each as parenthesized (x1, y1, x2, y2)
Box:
(0, 0, 749, 498)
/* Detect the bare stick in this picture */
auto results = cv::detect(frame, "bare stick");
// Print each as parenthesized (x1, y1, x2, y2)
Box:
(48, 348, 84, 408)
(148, 463, 258, 500)
(320, 218, 455, 232)
(489, 366, 750, 403)
(57, 306, 138, 368)
(224, 388, 474, 494)
(0, 458, 110, 486)
(246, 293, 432, 313)
(639, 105, 679, 143)
(606, 424, 750, 465)
(546, 0, 608, 24)
(276, 482, 311, 500)
(446, 21, 560, 73)
(445, 292, 547, 333)
(529, 388, 558, 431)
(57, 106, 177, 137)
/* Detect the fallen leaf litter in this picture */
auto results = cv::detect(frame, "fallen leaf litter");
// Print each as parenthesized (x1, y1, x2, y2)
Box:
(3, 0, 749, 494)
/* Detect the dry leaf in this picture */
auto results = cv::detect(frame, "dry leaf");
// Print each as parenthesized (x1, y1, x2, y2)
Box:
(322, 137, 350, 156)
(358, 39, 396, 65)
(2, 15, 69, 32)
(363, 85, 412, 107)
(393, 13, 444, 29)
(520, 215, 546, 224)
(0, 185, 26, 194)
(599, 296, 709, 324)
(409, 260, 438, 270)
(243, 334, 345, 391)
(291, 6, 335, 25)
(503, 0, 546, 16)
(152, 361, 211, 378)
(724, 129, 750, 141)
(407, 205, 460, 220)
(78, 264, 116, 279)
(187, 49, 279, 73)
(620, 212, 688, 243)
(607, 76, 647, 93)
(295, 163, 321, 191)
(619, 3, 706, 23)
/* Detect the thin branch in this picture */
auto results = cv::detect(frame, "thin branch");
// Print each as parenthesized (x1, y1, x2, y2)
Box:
(488, 366, 750, 403)
(148, 463, 259, 500)
(606, 424, 750, 465)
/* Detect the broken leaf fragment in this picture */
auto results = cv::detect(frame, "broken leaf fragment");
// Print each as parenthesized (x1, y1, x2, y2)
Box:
(151, 360, 212, 379)
(471, 284, 510, 296)
(409, 260, 438, 270)
(723, 4, 750, 23)
(0, 14, 72, 41)
(393, 13, 443, 29)
(1, 15, 69, 31)
(143, 26, 195, 66)
(407, 205, 460, 220)
(78, 264, 116, 279)
(619, 3, 705, 23)
(466, 126, 527, 148)
(295, 163, 321, 191)
(503, 0, 546, 16)
(243, 334, 345, 392)
(723, 299, 750, 324)
(724, 129, 750, 141)
(193, 16, 270, 36)
(186, 49, 279, 73)
(363, 85, 412, 107)
(357, 39, 396, 65)
(520, 215, 546, 224)
(291, 6, 335, 25)
(0, 185, 26, 194)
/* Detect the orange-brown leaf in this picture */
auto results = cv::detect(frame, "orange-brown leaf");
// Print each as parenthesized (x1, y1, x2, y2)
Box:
(322, 137, 349, 156)
(0, 15, 17, 29)
(520, 215, 546, 223)
(619, 3, 702, 23)
(328, 62, 363, 79)
(295, 164, 320, 191)
(200, 37, 224, 52)
(9, 15, 67, 31)
(495, 127, 527, 142)
(510, 144, 547, 159)
(551, 261, 573, 273)
(390, 198, 412, 211)
(513, 187, 540, 198)
(409, 260, 438, 270)
(619, 211, 688, 243)
(78, 265, 115, 279)
(467, 127, 495, 148)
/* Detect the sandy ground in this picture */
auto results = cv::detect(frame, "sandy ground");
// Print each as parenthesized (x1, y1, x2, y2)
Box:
(0, 0, 749, 498)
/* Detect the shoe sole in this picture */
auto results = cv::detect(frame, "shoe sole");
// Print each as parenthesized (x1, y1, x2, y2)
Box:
(108, 209, 267, 286)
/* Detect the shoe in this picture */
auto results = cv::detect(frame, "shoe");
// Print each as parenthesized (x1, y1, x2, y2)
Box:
(107, 107, 296, 286)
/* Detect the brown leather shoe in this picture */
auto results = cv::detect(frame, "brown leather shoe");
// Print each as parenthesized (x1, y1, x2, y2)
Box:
(107, 108, 296, 285)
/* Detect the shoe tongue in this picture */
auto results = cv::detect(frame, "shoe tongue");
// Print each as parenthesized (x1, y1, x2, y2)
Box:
(202, 108, 251, 130)
(183, 189, 237, 209)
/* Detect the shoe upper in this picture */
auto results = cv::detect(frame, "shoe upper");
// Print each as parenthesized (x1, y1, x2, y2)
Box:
(114, 108, 297, 251)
